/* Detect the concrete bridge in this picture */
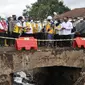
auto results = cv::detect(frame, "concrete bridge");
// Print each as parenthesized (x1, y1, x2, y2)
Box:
(0, 47, 85, 85)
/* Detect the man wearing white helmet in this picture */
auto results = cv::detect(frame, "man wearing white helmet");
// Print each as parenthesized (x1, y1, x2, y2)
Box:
(45, 16, 54, 47)
(47, 16, 52, 20)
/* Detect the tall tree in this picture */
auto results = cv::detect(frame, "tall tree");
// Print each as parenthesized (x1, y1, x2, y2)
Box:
(23, 0, 70, 20)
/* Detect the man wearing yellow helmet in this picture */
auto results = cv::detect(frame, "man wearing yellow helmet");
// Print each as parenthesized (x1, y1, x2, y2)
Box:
(13, 16, 26, 38)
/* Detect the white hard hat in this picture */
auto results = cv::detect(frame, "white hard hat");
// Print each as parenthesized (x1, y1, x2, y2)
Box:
(47, 16, 52, 20)
(53, 12, 57, 15)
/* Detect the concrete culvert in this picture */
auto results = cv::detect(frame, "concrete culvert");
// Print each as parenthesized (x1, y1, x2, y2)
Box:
(33, 66, 82, 85)
(11, 66, 84, 85)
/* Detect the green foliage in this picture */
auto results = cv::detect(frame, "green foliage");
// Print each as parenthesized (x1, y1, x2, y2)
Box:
(23, 0, 70, 20)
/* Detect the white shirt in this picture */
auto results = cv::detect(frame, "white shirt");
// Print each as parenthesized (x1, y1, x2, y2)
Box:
(60, 21, 73, 35)
(16, 21, 26, 27)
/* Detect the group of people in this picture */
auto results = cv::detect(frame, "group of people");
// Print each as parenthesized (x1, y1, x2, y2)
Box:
(0, 14, 85, 47)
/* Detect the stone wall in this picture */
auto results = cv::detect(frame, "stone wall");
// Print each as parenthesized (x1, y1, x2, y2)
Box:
(13, 49, 85, 71)
(0, 47, 85, 84)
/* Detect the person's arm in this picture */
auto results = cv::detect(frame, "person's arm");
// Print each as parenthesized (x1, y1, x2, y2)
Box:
(16, 23, 23, 28)
(0, 23, 4, 30)
(4, 22, 8, 31)
(23, 22, 27, 28)
(55, 26, 61, 30)
(60, 23, 65, 30)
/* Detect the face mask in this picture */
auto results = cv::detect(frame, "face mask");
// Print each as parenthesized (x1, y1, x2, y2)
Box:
(54, 20, 58, 24)
(30, 20, 33, 23)
(21, 20, 24, 22)
(69, 19, 72, 22)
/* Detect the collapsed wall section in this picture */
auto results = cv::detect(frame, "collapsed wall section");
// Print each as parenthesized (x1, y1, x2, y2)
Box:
(0, 47, 85, 84)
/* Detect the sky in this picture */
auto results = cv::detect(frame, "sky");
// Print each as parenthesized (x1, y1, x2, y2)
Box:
(64, 0, 85, 9)
(0, 0, 85, 16)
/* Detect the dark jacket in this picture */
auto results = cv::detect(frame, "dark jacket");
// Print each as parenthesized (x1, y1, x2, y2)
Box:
(75, 20, 85, 34)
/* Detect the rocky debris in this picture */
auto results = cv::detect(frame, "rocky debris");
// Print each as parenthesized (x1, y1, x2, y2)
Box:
(0, 74, 8, 82)
(13, 71, 35, 85)
(0, 81, 9, 85)
(0, 74, 10, 85)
